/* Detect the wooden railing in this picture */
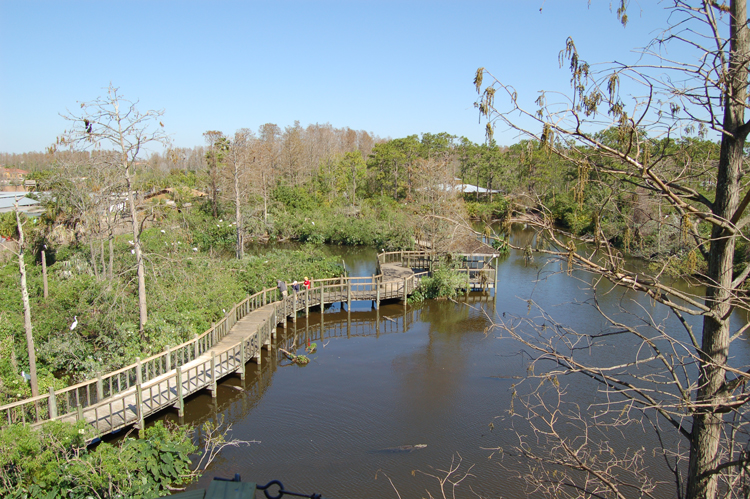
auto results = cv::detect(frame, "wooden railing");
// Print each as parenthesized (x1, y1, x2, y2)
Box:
(0, 269, 427, 434)
(0, 289, 272, 428)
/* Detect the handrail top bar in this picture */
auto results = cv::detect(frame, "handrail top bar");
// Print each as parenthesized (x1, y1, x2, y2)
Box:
(0, 260, 429, 417)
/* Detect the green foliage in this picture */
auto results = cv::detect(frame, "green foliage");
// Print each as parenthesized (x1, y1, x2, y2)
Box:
(272, 185, 321, 212)
(418, 257, 468, 299)
(267, 196, 415, 250)
(0, 420, 196, 498)
(0, 212, 17, 239)
(464, 199, 509, 222)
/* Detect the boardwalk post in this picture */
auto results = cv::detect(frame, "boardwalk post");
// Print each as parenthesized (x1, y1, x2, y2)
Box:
(347, 279, 351, 311)
(263, 289, 267, 306)
(292, 293, 297, 323)
(194, 335, 199, 359)
(136, 357, 142, 385)
(175, 368, 184, 417)
(136, 383, 144, 432)
(210, 351, 217, 397)
(238, 339, 246, 380)
(96, 373, 103, 402)
(282, 296, 288, 328)
(375, 274, 380, 310)
(305, 288, 309, 317)
(494, 256, 498, 293)
(466, 269, 470, 296)
(48, 386, 57, 419)
(403, 276, 408, 310)
(165, 345, 171, 372)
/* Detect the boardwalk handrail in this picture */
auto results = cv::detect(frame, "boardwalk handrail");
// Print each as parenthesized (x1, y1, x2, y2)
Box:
(0, 262, 428, 430)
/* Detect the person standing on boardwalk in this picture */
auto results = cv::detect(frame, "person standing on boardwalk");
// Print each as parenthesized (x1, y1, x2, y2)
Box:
(292, 280, 300, 294)
(277, 280, 288, 298)
(303, 277, 311, 290)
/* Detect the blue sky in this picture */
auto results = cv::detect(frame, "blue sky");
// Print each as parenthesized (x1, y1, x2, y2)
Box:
(0, 1, 673, 154)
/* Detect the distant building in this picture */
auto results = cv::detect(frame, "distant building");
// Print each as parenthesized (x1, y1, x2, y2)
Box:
(0, 192, 41, 214)
(0, 167, 29, 183)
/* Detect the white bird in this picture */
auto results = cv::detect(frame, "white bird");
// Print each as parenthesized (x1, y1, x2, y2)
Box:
(21, 371, 31, 382)
(70, 316, 78, 330)
(131, 249, 135, 254)
(193, 247, 198, 252)
(128, 240, 134, 245)
(160, 229, 166, 233)
(222, 309, 226, 314)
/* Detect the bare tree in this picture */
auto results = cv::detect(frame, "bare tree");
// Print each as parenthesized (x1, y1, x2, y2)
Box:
(58, 85, 169, 334)
(257, 123, 281, 225)
(203, 131, 228, 218)
(223, 128, 256, 259)
(12, 201, 38, 398)
(475, 2, 750, 498)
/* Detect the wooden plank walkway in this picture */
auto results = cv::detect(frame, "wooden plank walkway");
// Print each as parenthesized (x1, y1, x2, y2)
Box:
(0, 249, 498, 440)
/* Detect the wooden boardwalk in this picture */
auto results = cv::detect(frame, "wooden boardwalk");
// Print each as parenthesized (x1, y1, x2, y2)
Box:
(0, 250, 498, 440)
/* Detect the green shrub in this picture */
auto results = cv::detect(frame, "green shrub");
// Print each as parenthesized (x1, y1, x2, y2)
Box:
(0, 420, 196, 498)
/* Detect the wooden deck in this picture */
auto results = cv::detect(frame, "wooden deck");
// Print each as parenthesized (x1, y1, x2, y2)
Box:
(0, 250, 499, 440)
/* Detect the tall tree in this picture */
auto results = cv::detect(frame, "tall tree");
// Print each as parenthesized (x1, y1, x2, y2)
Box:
(203, 131, 228, 218)
(475, 2, 750, 498)
(58, 85, 168, 334)
(223, 128, 256, 259)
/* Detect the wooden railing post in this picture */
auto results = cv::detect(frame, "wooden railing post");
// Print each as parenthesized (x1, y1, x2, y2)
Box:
(238, 338, 246, 380)
(165, 345, 171, 372)
(263, 289, 267, 306)
(136, 382, 144, 431)
(96, 373, 103, 402)
(48, 386, 57, 419)
(375, 275, 381, 310)
(136, 357, 142, 386)
(347, 279, 352, 310)
(292, 293, 297, 323)
(175, 368, 184, 417)
(305, 288, 310, 317)
(210, 351, 217, 397)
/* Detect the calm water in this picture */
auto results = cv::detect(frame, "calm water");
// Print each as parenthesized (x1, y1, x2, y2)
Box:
(159, 238, 750, 498)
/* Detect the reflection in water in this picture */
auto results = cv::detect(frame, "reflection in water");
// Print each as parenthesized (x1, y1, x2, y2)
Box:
(151, 240, 750, 499)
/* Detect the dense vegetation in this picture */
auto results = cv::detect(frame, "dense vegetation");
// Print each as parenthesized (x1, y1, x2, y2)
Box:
(0, 420, 197, 498)
(0, 94, 731, 497)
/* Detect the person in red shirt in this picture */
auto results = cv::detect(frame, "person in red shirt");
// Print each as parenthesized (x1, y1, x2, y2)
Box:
(303, 277, 311, 290)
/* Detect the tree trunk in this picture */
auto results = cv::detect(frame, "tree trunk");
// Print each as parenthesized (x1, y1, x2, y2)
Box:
(89, 238, 99, 279)
(235, 172, 243, 260)
(108, 230, 114, 281)
(686, 2, 748, 498)
(124, 166, 148, 334)
(15, 205, 38, 398)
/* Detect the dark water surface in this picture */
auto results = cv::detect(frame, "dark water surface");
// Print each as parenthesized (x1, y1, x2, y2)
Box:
(160, 239, 749, 498)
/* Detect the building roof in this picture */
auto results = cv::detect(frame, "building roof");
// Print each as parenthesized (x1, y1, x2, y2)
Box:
(0, 193, 41, 213)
